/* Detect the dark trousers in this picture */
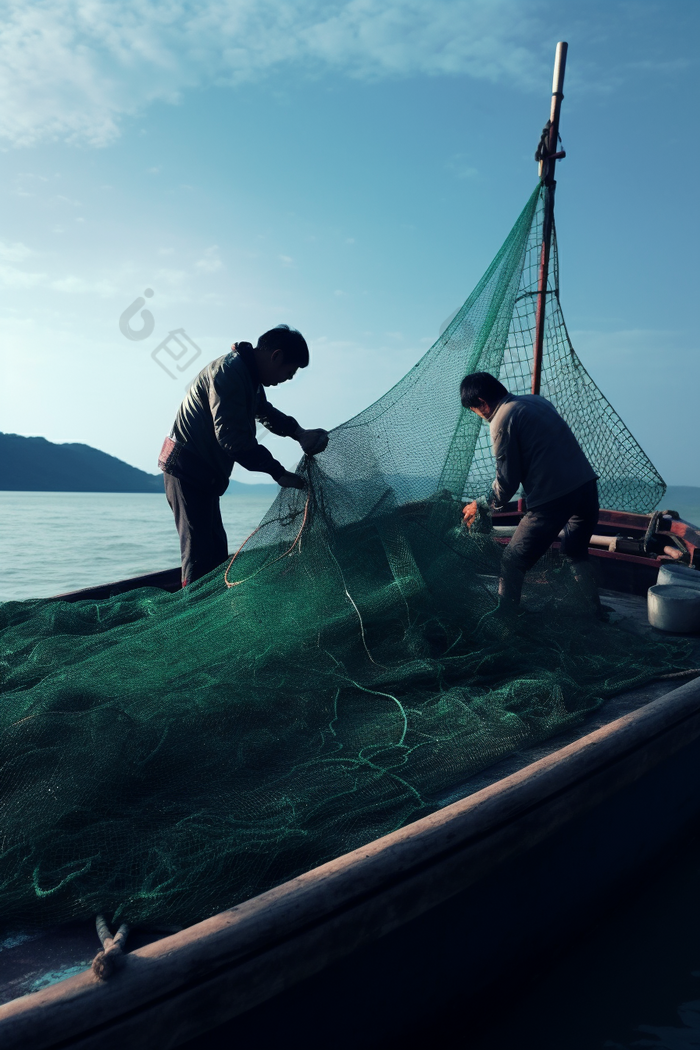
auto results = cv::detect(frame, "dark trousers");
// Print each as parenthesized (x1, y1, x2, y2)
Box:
(164, 473, 228, 586)
(500, 478, 599, 604)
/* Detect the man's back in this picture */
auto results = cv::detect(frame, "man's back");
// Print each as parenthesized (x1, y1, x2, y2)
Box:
(169, 345, 300, 488)
(160, 324, 323, 586)
(172, 351, 255, 481)
(490, 393, 596, 509)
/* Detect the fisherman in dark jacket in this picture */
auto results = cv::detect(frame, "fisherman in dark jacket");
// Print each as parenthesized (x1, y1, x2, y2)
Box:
(159, 325, 328, 586)
(460, 371, 601, 612)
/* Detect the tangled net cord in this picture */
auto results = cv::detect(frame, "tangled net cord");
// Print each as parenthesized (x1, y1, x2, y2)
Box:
(222, 480, 700, 707)
(223, 483, 375, 656)
(222, 482, 409, 738)
(224, 489, 311, 589)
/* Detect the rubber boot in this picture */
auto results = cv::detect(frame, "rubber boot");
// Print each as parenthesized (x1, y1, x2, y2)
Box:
(498, 563, 525, 614)
(472, 563, 523, 643)
(570, 558, 607, 621)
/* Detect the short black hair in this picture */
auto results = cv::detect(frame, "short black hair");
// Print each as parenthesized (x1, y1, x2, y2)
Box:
(257, 324, 309, 368)
(460, 371, 509, 408)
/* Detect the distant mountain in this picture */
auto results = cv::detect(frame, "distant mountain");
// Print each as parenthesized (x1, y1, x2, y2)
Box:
(2, 432, 697, 512)
(0, 433, 163, 493)
(0, 433, 276, 495)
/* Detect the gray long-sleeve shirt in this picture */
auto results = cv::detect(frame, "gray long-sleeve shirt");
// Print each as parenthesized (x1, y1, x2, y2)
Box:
(488, 394, 597, 510)
(170, 344, 299, 484)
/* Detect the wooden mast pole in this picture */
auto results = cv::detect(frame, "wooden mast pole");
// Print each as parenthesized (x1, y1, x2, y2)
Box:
(531, 41, 568, 396)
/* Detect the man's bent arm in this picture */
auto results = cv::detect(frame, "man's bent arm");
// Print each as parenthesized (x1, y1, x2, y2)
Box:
(210, 372, 286, 480)
(235, 443, 286, 480)
(258, 390, 329, 458)
(256, 390, 299, 438)
(491, 417, 523, 509)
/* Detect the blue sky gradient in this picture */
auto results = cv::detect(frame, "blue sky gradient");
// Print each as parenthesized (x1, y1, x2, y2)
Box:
(1, 0, 698, 483)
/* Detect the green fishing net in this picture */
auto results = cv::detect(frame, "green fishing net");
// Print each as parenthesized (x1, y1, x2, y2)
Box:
(0, 186, 679, 931)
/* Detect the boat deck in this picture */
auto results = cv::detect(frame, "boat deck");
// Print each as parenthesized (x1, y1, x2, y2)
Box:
(1, 589, 698, 1012)
(436, 588, 700, 806)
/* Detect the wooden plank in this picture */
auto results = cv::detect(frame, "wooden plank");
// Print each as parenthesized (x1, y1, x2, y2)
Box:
(2, 676, 700, 1050)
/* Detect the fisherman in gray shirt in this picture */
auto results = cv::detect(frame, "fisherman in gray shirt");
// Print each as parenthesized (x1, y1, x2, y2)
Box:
(460, 371, 601, 612)
(159, 325, 328, 586)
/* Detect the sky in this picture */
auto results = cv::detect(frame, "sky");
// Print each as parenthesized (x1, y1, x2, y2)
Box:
(1, 0, 698, 484)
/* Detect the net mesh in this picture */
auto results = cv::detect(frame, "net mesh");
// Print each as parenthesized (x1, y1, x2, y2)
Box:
(0, 185, 681, 932)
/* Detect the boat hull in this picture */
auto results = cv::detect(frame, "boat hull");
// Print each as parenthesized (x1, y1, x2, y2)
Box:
(2, 674, 700, 1049)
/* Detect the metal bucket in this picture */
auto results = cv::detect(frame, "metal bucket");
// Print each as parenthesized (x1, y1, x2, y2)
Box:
(657, 563, 700, 591)
(648, 584, 700, 634)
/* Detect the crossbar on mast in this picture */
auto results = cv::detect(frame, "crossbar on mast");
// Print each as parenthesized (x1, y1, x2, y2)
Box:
(531, 41, 568, 396)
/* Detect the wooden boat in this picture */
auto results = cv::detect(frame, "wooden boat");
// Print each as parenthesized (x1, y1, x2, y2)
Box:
(1, 576, 699, 1050)
(2, 42, 700, 1049)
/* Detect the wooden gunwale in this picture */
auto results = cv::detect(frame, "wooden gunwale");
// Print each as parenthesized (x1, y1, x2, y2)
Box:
(2, 674, 700, 1050)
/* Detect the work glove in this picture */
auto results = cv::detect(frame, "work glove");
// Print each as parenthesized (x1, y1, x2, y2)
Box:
(295, 426, 329, 456)
(463, 496, 494, 534)
(278, 471, 306, 490)
(462, 500, 479, 528)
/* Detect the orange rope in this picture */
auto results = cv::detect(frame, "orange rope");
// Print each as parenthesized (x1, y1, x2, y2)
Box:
(224, 490, 311, 589)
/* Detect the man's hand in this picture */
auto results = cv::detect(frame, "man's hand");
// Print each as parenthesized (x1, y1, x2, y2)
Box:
(462, 500, 479, 528)
(278, 471, 307, 490)
(295, 426, 329, 456)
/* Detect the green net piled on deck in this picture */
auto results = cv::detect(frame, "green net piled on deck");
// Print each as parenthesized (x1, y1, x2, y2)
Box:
(0, 186, 680, 931)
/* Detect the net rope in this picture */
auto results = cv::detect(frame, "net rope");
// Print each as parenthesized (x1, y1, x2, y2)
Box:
(0, 185, 683, 932)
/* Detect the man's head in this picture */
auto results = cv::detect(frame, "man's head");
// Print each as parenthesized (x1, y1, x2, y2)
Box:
(460, 371, 509, 421)
(255, 325, 310, 387)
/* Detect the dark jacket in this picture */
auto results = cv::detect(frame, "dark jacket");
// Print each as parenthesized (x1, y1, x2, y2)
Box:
(489, 394, 597, 510)
(161, 344, 298, 490)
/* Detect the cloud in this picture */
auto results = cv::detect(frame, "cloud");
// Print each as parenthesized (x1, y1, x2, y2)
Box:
(0, 262, 118, 294)
(0, 0, 546, 147)
(0, 237, 230, 302)
(195, 246, 223, 273)
(49, 275, 117, 295)
(154, 267, 188, 286)
(0, 265, 47, 289)
(0, 240, 34, 262)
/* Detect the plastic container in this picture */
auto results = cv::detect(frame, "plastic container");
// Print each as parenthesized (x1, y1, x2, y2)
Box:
(647, 584, 700, 634)
(657, 563, 700, 591)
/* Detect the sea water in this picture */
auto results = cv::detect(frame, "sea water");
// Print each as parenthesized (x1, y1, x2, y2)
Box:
(0, 490, 275, 602)
(2, 487, 699, 605)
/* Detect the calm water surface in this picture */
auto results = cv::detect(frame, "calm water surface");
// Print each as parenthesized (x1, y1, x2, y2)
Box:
(0, 490, 275, 601)
(2, 487, 698, 605)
